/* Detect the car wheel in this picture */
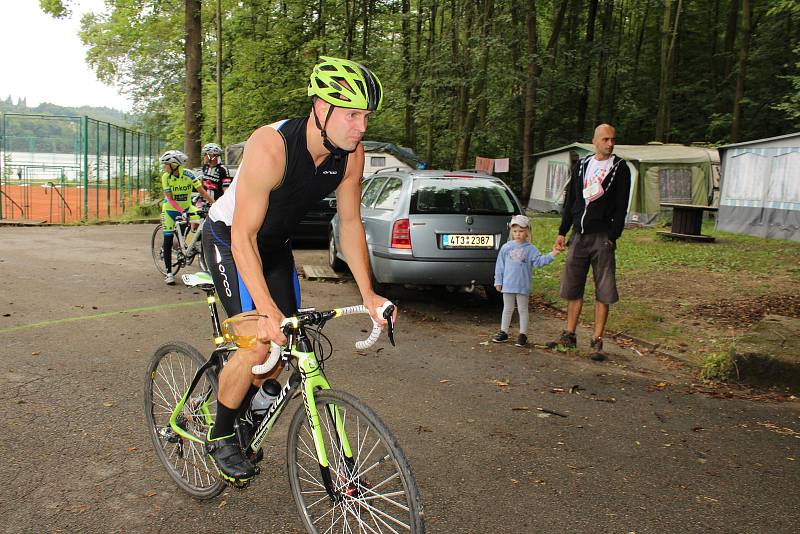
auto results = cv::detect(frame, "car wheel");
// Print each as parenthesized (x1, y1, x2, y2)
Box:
(369, 261, 387, 295)
(328, 231, 347, 273)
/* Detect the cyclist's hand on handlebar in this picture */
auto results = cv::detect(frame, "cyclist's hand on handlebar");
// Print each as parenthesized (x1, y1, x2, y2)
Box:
(364, 293, 397, 327)
(256, 313, 286, 347)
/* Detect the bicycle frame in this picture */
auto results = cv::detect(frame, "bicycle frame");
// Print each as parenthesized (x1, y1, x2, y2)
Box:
(166, 295, 353, 489)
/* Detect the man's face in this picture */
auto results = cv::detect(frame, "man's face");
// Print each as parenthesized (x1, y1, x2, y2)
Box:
(322, 104, 372, 152)
(593, 127, 616, 159)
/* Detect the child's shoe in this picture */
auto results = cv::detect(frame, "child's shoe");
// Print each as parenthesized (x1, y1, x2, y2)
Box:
(492, 331, 509, 343)
(589, 337, 607, 361)
(515, 334, 528, 347)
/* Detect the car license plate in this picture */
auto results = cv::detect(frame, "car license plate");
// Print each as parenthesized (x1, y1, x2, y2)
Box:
(442, 234, 494, 248)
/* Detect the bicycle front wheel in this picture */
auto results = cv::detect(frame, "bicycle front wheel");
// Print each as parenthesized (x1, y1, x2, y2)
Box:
(150, 224, 182, 276)
(287, 389, 425, 533)
(144, 342, 225, 499)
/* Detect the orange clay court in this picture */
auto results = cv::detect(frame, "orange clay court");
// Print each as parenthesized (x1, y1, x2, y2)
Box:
(0, 184, 151, 223)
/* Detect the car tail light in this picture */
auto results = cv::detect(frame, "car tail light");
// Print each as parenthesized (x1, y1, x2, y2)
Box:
(390, 219, 412, 249)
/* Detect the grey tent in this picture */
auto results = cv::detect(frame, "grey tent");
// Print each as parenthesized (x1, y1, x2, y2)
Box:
(528, 143, 719, 225)
(716, 132, 800, 241)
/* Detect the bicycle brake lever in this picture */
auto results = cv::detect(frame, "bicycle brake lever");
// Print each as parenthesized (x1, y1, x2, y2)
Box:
(383, 305, 396, 346)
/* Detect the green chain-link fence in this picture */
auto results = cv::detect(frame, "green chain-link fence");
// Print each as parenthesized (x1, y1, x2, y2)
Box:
(0, 113, 165, 223)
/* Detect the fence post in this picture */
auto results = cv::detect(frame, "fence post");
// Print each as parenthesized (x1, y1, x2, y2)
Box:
(107, 122, 111, 219)
(82, 115, 89, 221)
(0, 113, 4, 220)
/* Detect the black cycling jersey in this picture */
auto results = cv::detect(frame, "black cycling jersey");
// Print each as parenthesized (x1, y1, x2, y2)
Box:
(201, 163, 231, 201)
(257, 117, 348, 247)
(202, 116, 350, 317)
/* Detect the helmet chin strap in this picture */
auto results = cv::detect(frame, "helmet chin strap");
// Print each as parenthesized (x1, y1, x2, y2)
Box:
(313, 104, 356, 159)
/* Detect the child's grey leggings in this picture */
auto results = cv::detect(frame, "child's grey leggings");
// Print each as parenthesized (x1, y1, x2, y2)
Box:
(501, 293, 529, 335)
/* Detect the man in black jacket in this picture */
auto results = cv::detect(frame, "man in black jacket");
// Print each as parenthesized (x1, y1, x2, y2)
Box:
(547, 124, 631, 360)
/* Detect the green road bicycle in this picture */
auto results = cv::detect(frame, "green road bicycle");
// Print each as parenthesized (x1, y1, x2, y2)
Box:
(150, 202, 209, 276)
(144, 272, 425, 533)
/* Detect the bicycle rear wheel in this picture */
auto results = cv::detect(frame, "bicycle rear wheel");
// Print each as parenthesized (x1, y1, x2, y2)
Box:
(144, 342, 225, 499)
(287, 389, 425, 533)
(150, 224, 182, 275)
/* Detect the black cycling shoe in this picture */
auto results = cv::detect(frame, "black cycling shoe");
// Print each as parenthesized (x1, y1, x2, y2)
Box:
(205, 429, 256, 483)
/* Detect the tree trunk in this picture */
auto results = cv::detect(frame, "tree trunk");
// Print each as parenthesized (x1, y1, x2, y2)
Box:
(723, 0, 741, 79)
(402, 0, 413, 146)
(575, 0, 598, 139)
(521, 0, 538, 204)
(655, 0, 682, 142)
(362, 0, 371, 57)
(457, 0, 493, 166)
(592, 0, 614, 126)
(184, 0, 202, 167)
(215, 0, 222, 145)
(632, 0, 652, 83)
(425, 2, 438, 166)
(537, 0, 569, 152)
(344, 0, 355, 58)
(731, 0, 751, 142)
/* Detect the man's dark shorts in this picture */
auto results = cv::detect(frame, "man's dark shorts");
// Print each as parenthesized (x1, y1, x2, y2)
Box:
(560, 232, 619, 304)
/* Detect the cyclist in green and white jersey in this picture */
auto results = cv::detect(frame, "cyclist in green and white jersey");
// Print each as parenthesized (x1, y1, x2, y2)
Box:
(159, 150, 214, 284)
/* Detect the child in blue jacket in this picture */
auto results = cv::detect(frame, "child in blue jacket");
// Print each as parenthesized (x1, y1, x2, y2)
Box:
(492, 214, 560, 347)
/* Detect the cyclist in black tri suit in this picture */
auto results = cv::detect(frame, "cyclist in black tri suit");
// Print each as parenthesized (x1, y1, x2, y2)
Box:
(200, 143, 231, 201)
(201, 56, 394, 484)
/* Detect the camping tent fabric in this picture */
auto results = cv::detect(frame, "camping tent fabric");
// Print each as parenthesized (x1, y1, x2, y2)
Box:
(717, 133, 800, 241)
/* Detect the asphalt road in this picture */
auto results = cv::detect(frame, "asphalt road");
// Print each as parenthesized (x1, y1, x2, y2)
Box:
(1, 224, 798, 533)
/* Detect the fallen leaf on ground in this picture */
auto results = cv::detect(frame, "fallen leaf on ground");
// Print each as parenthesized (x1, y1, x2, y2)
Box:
(31, 351, 40, 356)
(143, 491, 157, 497)
(511, 406, 529, 411)
(439, 379, 450, 384)
(489, 379, 510, 387)
(102, 402, 114, 407)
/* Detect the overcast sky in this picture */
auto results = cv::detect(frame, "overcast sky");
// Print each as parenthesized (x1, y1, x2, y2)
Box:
(2, 1, 132, 111)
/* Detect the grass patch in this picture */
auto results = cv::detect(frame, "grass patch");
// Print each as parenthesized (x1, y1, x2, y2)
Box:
(116, 200, 161, 222)
(702, 349, 737, 382)
(528, 213, 800, 361)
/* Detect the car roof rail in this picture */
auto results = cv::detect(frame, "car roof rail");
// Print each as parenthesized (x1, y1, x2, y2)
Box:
(372, 167, 403, 175)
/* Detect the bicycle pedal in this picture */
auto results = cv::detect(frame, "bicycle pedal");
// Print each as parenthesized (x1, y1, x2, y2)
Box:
(229, 479, 251, 490)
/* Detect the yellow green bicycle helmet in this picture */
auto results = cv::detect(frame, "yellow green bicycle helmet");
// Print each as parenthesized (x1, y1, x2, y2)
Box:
(307, 56, 383, 111)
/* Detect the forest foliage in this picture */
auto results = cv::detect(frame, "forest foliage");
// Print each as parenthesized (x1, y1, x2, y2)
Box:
(41, 0, 800, 195)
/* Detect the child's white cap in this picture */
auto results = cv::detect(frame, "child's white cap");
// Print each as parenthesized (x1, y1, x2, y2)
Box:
(510, 214, 530, 228)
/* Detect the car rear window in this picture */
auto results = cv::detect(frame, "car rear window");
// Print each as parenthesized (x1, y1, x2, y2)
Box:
(410, 178, 516, 215)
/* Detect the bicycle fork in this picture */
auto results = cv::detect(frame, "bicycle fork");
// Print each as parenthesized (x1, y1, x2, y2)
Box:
(293, 346, 357, 503)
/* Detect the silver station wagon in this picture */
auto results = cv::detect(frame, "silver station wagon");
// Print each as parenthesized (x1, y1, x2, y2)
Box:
(328, 169, 524, 292)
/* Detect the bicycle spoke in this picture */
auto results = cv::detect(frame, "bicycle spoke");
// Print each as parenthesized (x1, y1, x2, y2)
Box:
(289, 390, 420, 533)
(146, 343, 224, 499)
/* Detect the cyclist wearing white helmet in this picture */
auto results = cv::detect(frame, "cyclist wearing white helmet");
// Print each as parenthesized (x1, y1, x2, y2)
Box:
(200, 143, 231, 201)
(159, 149, 214, 284)
(201, 56, 394, 484)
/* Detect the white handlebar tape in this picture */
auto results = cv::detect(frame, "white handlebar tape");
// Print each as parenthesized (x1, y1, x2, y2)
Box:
(251, 341, 282, 375)
(250, 302, 394, 373)
(355, 301, 394, 350)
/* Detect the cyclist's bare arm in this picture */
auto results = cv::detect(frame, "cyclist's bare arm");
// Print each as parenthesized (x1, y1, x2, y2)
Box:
(336, 146, 394, 325)
(195, 183, 215, 205)
(231, 125, 287, 347)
